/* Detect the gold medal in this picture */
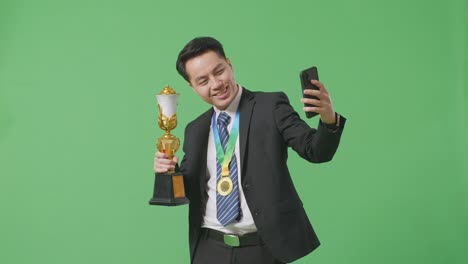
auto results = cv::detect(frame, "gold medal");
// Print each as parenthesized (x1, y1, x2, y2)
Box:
(217, 177, 233, 196)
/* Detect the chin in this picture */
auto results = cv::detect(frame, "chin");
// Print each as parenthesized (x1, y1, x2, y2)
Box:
(215, 102, 229, 110)
(211, 96, 231, 110)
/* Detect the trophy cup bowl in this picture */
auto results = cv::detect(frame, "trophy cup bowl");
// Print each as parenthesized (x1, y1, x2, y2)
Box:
(149, 85, 189, 206)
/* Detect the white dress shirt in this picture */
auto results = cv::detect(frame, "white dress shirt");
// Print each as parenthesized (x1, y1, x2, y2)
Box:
(201, 85, 257, 235)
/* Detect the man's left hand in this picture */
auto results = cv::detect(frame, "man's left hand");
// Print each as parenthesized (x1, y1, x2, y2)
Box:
(301, 79, 336, 124)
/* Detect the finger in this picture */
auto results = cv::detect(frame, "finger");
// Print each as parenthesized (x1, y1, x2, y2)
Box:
(154, 163, 168, 173)
(155, 152, 168, 159)
(304, 89, 330, 102)
(302, 96, 331, 108)
(155, 157, 175, 165)
(154, 157, 176, 167)
(303, 89, 326, 100)
(155, 166, 173, 173)
(173, 156, 179, 163)
(160, 163, 176, 169)
(303, 106, 325, 113)
(303, 89, 320, 96)
(154, 163, 176, 173)
(311, 80, 329, 94)
(155, 166, 168, 173)
(301, 98, 321, 106)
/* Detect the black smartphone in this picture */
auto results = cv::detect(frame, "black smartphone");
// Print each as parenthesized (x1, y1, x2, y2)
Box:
(300, 66, 320, 118)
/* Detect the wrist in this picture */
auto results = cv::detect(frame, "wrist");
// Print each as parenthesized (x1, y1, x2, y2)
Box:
(323, 112, 340, 132)
(322, 112, 337, 126)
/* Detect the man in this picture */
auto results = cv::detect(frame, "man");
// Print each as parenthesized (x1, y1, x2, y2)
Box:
(154, 37, 346, 263)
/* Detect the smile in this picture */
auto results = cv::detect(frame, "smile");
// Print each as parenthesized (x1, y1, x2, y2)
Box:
(213, 85, 229, 98)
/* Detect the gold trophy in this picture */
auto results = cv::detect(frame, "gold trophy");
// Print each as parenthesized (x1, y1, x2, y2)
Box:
(149, 85, 189, 206)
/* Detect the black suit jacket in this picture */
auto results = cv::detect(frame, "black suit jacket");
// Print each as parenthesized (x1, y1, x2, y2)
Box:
(179, 88, 346, 263)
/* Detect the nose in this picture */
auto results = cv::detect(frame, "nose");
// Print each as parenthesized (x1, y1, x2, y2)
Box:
(211, 77, 223, 90)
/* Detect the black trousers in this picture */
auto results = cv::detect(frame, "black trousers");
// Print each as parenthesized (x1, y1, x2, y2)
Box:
(192, 230, 286, 264)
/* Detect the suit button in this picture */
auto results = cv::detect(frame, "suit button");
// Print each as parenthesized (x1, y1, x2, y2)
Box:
(255, 210, 260, 216)
(244, 184, 250, 189)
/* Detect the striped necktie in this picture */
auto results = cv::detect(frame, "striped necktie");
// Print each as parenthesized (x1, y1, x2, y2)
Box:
(216, 112, 241, 226)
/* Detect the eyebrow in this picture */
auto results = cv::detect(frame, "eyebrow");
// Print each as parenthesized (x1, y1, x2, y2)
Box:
(194, 63, 224, 83)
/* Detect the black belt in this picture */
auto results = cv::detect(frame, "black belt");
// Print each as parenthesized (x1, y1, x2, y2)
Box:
(201, 228, 264, 247)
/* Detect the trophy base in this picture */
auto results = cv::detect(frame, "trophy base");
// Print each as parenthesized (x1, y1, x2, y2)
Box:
(149, 172, 189, 206)
(149, 197, 190, 206)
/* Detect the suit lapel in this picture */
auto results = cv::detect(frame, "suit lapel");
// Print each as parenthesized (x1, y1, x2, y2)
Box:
(238, 88, 255, 181)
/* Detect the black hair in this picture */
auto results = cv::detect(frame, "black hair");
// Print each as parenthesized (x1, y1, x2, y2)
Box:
(176, 37, 227, 82)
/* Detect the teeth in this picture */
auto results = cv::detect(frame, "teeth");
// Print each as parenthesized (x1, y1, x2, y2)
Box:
(214, 87, 227, 96)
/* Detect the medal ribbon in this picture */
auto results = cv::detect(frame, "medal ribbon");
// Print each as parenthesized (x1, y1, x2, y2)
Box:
(212, 110, 240, 176)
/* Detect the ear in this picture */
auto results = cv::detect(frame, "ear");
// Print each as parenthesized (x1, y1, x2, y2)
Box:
(226, 58, 233, 71)
(188, 82, 195, 91)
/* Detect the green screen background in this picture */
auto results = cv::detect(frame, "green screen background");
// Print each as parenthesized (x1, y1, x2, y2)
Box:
(1, 0, 466, 263)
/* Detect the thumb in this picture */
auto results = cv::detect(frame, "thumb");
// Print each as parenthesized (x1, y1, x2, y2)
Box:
(173, 156, 179, 163)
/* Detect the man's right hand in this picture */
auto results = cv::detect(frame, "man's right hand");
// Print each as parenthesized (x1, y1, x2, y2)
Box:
(153, 151, 179, 173)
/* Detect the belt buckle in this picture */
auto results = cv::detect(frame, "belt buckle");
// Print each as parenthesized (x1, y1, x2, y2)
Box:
(223, 234, 240, 247)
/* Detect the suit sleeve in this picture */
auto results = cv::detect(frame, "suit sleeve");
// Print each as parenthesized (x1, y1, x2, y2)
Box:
(177, 123, 192, 200)
(273, 92, 346, 163)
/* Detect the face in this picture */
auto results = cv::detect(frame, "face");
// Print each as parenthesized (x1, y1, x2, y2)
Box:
(185, 50, 239, 110)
